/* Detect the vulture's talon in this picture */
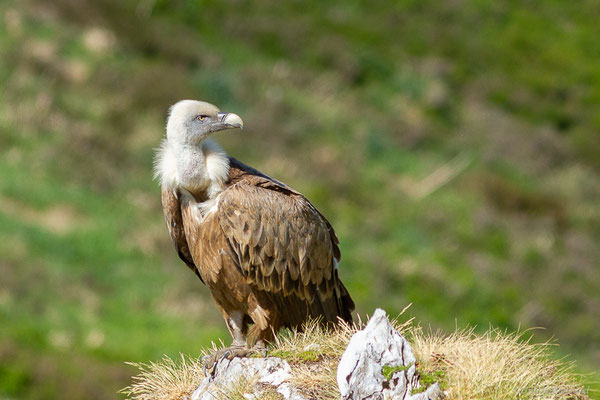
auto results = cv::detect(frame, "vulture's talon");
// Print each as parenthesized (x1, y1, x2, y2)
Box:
(201, 345, 251, 375)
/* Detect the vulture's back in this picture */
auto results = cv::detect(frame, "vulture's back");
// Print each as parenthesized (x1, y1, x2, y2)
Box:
(217, 157, 354, 327)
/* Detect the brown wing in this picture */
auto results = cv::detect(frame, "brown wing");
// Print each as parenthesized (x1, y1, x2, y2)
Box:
(161, 186, 204, 283)
(217, 173, 354, 322)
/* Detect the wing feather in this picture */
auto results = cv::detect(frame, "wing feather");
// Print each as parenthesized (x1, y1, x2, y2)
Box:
(218, 180, 338, 302)
(221, 157, 355, 324)
(160, 187, 203, 283)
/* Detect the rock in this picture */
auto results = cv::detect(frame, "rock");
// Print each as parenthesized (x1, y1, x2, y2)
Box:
(190, 356, 306, 400)
(337, 309, 443, 400)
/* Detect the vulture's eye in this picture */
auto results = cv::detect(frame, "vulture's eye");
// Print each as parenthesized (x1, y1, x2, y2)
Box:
(196, 115, 209, 121)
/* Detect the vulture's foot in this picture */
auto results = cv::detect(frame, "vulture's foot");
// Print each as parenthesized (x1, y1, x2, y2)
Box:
(202, 345, 262, 376)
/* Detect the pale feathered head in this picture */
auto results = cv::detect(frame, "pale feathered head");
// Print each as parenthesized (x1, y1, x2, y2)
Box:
(166, 100, 243, 145)
(154, 100, 243, 187)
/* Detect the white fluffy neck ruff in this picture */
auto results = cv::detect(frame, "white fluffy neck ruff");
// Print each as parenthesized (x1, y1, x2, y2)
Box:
(154, 138, 230, 199)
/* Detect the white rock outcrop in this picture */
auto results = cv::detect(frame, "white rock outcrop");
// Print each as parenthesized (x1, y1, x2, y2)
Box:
(337, 309, 442, 400)
(190, 356, 306, 400)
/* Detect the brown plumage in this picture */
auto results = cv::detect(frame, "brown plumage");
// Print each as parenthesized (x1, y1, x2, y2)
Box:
(155, 100, 354, 349)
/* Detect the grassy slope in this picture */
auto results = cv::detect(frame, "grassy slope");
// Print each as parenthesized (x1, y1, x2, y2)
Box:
(124, 319, 589, 400)
(1, 0, 599, 398)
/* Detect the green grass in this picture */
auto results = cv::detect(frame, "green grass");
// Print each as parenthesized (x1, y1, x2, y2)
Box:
(381, 364, 411, 381)
(2, 0, 599, 398)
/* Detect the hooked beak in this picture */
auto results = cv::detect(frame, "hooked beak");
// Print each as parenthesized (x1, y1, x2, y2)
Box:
(211, 112, 244, 132)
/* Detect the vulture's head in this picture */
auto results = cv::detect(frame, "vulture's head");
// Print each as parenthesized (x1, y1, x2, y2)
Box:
(166, 100, 243, 145)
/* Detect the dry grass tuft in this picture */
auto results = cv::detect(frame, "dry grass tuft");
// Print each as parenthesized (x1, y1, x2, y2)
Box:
(411, 326, 589, 399)
(123, 314, 589, 400)
(267, 319, 358, 400)
(120, 354, 205, 400)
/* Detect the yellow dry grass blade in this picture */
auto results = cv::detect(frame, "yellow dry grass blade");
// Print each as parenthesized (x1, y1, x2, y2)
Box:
(120, 354, 205, 400)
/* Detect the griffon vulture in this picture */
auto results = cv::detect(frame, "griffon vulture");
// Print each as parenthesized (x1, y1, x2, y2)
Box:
(155, 100, 354, 360)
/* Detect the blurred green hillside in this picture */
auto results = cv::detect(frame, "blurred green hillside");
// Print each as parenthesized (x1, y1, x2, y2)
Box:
(1, 0, 599, 398)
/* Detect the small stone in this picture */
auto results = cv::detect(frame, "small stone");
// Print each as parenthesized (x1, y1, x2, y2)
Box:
(191, 357, 306, 400)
